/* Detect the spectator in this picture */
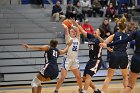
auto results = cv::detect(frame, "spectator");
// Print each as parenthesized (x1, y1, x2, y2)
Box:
(74, 1, 85, 22)
(81, 19, 94, 43)
(99, 18, 112, 38)
(99, 0, 104, 8)
(108, 0, 117, 9)
(80, 0, 93, 17)
(118, 3, 131, 20)
(30, 0, 44, 8)
(73, 0, 79, 6)
(99, 18, 112, 68)
(67, 0, 72, 4)
(52, 1, 65, 22)
(92, 0, 104, 17)
(99, 0, 108, 8)
(65, 1, 77, 19)
(40, 0, 44, 8)
(105, 3, 117, 21)
(104, 0, 108, 8)
(117, 0, 130, 15)
(82, 19, 94, 34)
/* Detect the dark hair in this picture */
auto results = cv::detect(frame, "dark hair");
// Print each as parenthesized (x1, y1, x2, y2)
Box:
(104, 18, 108, 21)
(99, 28, 105, 38)
(50, 40, 58, 48)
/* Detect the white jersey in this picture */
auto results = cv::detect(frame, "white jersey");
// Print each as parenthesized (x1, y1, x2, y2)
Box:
(66, 37, 80, 60)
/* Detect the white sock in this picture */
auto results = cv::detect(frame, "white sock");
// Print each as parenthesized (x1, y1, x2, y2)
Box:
(82, 90, 87, 93)
(101, 91, 104, 93)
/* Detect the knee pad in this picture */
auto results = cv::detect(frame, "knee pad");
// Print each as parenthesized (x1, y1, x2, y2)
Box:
(31, 77, 41, 87)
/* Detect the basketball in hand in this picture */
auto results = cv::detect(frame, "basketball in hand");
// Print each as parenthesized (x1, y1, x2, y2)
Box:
(63, 19, 73, 28)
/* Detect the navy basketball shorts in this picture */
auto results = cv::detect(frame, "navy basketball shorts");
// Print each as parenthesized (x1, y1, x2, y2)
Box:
(83, 59, 102, 77)
(109, 51, 128, 69)
(131, 53, 140, 73)
(40, 63, 59, 80)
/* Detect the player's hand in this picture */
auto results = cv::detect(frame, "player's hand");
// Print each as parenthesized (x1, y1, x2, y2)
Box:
(66, 39, 73, 46)
(71, 18, 78, 26)
(107, 47, 113, 52)
(62, 23, 68, 28)
(62, 23, 68, 31)
(22, 44, 29, 49)
(99, 43, 107, 48)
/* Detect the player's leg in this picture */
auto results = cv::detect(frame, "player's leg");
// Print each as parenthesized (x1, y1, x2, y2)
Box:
(121, 69, 129, 88)
(124, 54, 140, 93)
(102, 68, 116, 92)
(124, 71, 139, 93)
(83, 76, 96, 90)
(102, 52, 118, 92)
(32, 62, 54, 93)
(71, 68, 83, 92)
(37, 73, 51, 93)
(83, 74, 92, 92)
(31, 74, 42, 93)
(54, 68, 68, 92)
(71, 59, 83, 92)
(120, 53, 129, 88)
(31, 73, 47, 93)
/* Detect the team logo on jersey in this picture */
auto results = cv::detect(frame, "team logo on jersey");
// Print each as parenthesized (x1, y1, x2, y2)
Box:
(72, 42, 78, 51)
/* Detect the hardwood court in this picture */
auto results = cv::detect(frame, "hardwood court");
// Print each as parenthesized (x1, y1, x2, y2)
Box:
(0, 81, 140, 93)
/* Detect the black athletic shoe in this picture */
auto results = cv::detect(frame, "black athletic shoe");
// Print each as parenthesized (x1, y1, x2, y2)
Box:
(94, 89, 103, 93)
(79, 89, 84, 93)
(54, 90, 58, 93)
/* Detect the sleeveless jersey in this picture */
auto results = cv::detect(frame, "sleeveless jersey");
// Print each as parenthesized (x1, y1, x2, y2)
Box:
(87, 33, 102, 60)
(66, 37, 80, 59)
(44, 47, 59, 64)
(113, 32, 128, 52)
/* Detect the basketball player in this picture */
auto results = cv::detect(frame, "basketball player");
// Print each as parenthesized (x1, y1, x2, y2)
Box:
(22, 39, 72, 93)
(54, 23, 83, 93)
(100, 21, 140, 93)
(72, 19, 111, 93)
(99, 16, 129, 93)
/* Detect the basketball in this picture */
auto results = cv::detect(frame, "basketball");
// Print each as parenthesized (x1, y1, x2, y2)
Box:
(63, 19, 73, 28)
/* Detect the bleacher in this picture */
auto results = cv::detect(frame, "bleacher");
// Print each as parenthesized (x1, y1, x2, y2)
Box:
(0, 3, 137, 87)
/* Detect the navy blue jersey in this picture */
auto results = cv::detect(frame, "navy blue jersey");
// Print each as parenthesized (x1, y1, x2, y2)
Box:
(44, 47, 60, 64)
(112, 32, 128, 52)
(108, 30, 140, 53)
(87, 33, 101, 59)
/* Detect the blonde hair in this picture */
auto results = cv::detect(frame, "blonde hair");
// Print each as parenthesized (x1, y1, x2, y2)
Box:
(119, 15, 127, 31)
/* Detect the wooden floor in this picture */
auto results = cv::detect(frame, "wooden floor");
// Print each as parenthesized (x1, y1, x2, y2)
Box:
(0, 81, 140, 93)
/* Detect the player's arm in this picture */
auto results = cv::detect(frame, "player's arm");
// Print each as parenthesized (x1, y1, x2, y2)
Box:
(104, 34, 115, 44)
(71, 19, 87, 37)
(107, 33, 135, 47)
(62, 23, 70, 38)
(99, 34, 114, 52)
(22, 44, 49, 51)
(59, 39, 73, 54)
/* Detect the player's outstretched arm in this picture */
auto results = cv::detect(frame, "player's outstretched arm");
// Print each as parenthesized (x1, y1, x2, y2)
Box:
(104, 34, 115, 44)
(59, 39, 73, 54)
(71, 19, 87, 37)
(22, 44, 49, 51)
